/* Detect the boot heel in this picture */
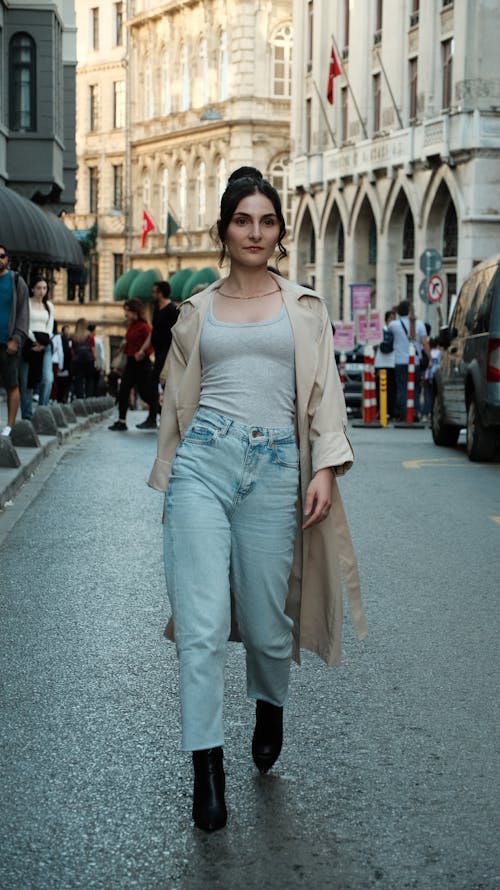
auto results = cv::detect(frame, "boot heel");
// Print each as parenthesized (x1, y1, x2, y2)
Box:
(192, 747, 227, 831)
(252, 700, 283, 774)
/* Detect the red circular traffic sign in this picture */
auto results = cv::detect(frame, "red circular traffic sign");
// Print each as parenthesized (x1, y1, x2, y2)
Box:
(427, 274, 445, 303)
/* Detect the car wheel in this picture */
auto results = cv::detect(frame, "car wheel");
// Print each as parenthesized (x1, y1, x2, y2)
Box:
(466, 395, 497, 462)
(431, 389, 460, 447)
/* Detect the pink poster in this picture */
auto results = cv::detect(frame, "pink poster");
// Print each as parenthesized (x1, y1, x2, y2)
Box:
(350, 284, 371, 311)
(354, 310, 383, 344)
(333, 322, 355, 352)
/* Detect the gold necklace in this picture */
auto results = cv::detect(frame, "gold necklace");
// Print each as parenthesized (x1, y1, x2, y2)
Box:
(217, 285, 280, 301)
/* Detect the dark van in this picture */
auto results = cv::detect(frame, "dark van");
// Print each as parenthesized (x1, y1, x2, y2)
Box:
(431, 254, 500, 461)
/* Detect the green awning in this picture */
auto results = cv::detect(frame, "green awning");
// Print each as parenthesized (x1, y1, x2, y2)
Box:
(168, 268, 194, 301)
(113, 268, 141, 300)
(128, 268, 161, 301)
(180, 267, 219, 300)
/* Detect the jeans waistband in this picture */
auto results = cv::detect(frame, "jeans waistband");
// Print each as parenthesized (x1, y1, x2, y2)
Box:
(194, 407, 296, 445)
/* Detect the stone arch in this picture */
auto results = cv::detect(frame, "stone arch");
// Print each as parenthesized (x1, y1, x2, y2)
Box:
(350, 189, 379, 299)
(385, 185, 417, 309)
(294, 195, 319, 287)
(320, 190, 349, 319)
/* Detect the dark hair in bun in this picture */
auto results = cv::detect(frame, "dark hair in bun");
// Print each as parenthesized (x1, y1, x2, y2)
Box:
(227, 166, 263, 184)
(215, 167, 287, 266)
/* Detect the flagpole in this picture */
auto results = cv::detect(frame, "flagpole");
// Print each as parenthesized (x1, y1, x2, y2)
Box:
(375, 50, 404, 131)
(330, 33, 368, 141)
(312, 79, 337, 148)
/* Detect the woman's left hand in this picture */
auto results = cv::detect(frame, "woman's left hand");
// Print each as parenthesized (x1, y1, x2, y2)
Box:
(302, 468, 332, 530)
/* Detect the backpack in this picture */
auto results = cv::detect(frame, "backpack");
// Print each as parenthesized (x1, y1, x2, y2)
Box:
(379, 328, 394, 354)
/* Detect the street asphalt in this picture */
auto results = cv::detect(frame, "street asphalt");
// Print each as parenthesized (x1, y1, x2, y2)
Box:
(0, 415, 499, 890)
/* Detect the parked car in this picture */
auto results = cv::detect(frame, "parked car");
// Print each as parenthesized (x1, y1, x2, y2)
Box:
(431, 253, 500, 461)
(335, 344, 364, 412)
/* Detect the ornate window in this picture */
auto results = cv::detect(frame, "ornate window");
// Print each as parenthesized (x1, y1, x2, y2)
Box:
(409, 57, 418, 121)
(443, 203, 457, 256)
(196, 162, 207, 228)
(181, 45, 190, 111)
(160, 168, 169, 233)
(89, 84, 99, 131)
(337, 224, 345, 263)
(199, 38, 209, 107)
(272, 24, 292, 98)
(113, 81, 125, 128)
(218, 31, 228, 101)
(89, 167, 99, 214)
(112, 164, 123, 211)
(143, 174, 151, 212)
(216, 157, 227, 206)
(145, 63, 154, 119)
(162, 52, 171, 116)
(9, 33, 36, 132)
(403, 211, 415, 259)
(269, 158, 291, 229)
(442, 38, 453, 109)
(179, 165, 187, 228)
(369, 220, 377, 265)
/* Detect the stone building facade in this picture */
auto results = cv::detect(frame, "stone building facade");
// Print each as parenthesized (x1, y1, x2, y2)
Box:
(289, 0, 500, 331)
(65, 0, 293, 348)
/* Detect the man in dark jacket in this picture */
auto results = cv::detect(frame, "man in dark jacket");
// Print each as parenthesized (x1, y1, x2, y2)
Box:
(135, 280, 178, 429)
(0, 245, 29, 436)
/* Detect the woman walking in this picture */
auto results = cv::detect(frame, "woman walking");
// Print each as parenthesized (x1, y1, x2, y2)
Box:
(148, 168, 367, 832)
(20, 277, 54, 419)
(108, 298, 154, 431)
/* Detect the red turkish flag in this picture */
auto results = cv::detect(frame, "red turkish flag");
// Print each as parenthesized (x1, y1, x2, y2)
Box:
(326, 46, 341, 105)
(141, 210, 155, 247)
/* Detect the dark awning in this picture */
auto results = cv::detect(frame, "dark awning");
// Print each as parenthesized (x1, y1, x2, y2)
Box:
(0, 186, 84, 268)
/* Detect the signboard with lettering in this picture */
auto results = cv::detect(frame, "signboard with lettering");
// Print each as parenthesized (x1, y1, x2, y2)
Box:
(350, 284, 371, 313)
(333, 322, 355, 352)
(355, 310, 382, 345)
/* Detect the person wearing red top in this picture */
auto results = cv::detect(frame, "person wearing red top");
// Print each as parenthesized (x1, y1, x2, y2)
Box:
(109, 298, 154, 431)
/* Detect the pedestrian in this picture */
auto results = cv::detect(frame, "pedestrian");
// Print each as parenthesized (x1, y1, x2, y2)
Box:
(375, 309, 396, 420)
(422, 337, 442, 419)
(108, 298, 154, 431)
(71, 317, 96, 398)
(148, 168, 367, 832)
(134, 281, 178, 430)
(87, 323, 106, 395)
(0, 244, 29, 436)
(389, 300, 430, 421)
(19, 277, 54, 420)
(52, 323, 73, 403)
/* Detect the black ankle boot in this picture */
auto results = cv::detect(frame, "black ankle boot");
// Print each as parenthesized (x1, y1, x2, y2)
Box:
(192, 747, 227, 832)
(252, 700, 283, 774)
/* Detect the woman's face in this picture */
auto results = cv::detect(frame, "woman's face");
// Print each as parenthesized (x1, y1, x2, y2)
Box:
(32, 280, 48, 300)
(225, 193, 280, 268)
(124, 308, 137, 324)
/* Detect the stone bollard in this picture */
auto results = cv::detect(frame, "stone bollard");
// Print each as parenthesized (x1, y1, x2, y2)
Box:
(11, 420, 41, 448)
(61, 404, 77, 423)
(49, 404, 69, 428)
(32, 406, 59, 436)
(0, 436, 21, 468)
(71, 399, 89, 417)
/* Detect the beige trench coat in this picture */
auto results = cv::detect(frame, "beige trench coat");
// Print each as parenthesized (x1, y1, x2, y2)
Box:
(148, 273, 367, 666)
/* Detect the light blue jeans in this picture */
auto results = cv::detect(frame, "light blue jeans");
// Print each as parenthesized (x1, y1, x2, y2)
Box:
(19, 345, 53, 419)
(163, 408, 299, 751)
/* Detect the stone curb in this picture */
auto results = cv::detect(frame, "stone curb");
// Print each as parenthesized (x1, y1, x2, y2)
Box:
(0, 402, 115, 510)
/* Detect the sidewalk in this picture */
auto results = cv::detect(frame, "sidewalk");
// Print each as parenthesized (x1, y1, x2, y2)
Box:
(0, 393, 115, 510)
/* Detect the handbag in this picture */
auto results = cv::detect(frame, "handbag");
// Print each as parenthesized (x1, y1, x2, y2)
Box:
(111, 347, 127, 373)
